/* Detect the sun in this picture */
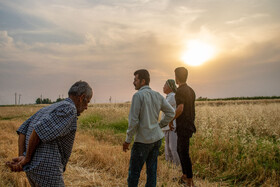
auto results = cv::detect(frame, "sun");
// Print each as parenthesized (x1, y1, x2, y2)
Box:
(181, 40, 216, 66)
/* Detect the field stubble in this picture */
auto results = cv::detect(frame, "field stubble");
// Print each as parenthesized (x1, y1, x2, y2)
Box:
(0, 100, 279, 186)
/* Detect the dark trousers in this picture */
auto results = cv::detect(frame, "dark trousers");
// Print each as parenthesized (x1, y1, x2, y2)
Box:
(177, 135, 193, 178)
(127, 139, 162, 187)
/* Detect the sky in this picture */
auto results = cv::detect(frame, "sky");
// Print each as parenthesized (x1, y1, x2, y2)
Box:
(0, 0, 280, 104)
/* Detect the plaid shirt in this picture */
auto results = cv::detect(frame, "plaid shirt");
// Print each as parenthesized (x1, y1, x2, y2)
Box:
(17, 98, 77, 187)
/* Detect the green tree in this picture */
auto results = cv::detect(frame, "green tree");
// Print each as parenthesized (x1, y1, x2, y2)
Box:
(56, 98, 64, 103)
(36, 98, 42, 104)
(42, 98, 52, 104)
(36, 98, 52, 104)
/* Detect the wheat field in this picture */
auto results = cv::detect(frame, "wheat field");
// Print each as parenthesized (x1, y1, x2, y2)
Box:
(0, 100, 279, 186)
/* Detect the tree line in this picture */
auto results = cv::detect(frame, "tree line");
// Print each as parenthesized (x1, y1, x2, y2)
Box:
(196, 96, 280, 101)
(35, 97, 64, 104)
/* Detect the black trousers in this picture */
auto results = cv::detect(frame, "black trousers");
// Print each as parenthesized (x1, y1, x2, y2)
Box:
(177, 135, 193, 178)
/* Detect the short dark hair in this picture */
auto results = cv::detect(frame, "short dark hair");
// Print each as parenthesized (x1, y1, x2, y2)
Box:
(175, 67, 188, 83)
(134, 69, 150, 85)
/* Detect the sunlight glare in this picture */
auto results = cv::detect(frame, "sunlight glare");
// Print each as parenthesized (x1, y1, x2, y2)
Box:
(181, 40, 216, 66)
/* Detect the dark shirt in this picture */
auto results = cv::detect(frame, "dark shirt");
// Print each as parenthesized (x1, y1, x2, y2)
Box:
(175, 83, 196, 137)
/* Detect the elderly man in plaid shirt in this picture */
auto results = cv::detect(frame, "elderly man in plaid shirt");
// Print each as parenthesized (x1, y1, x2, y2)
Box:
(6, 81, 92, 187)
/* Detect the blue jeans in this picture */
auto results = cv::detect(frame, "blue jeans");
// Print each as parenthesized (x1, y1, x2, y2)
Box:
(127, 139, 162, 187)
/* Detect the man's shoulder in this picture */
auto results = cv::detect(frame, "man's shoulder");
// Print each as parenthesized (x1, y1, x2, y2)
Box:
(137, 86, 155, 94)
(178, 84, 195, 93)
(136, 88, 163, 100)
(187, 85, 196, 95)
(150, 89, 164, 98)
(52, 99, 74, 108)
(43, 99, 76, 114)
(176, 85, 185, 94)
(58, 99, 76, 112)
(133, 91, 141, 97)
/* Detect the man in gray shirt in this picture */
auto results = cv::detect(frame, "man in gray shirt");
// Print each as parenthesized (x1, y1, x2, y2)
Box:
(123, 69, 175, 187)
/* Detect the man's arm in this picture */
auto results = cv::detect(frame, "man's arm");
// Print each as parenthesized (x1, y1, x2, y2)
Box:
(123, 94, 141, 152)
(24, 130, 40, 162)
(18, 133, 26, 156)
(159, 97, 175, 128)
(169, 104, 184, 131)
(7, 130, 40, 172)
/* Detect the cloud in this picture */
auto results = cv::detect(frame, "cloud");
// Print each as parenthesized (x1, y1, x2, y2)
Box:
(226, 14, 270, 25)
(0, 28, 181, 104)
(0, 0, 280, 104)
(188, 36, 280, 98)
(0, 31, 13, 46)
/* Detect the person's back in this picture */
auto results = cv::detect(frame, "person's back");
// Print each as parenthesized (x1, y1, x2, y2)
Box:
(123, 69, 174, 187)
(132, 86, 168, 143)
(172, 67, 196, 186)
(20, 98, 77, 176)
(6, 81, 93, 187)
(175, 83, 196, 137)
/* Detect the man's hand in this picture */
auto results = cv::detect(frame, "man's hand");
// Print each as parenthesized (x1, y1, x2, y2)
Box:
(6, 156, 29, 172)
(123, 142, 130, 152)
(169, 121, 174, 131)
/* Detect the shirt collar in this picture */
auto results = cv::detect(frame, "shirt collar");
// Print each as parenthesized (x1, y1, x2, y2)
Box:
(139, 85, 151, 91)
(65, 98, 78, 118)
(65, 98, 75, 106)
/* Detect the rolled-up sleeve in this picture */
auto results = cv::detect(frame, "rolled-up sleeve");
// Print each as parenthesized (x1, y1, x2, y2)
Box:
(159, 97, 175, 128)
(125, 94, 141, 143)
(34, 105, 76, 143)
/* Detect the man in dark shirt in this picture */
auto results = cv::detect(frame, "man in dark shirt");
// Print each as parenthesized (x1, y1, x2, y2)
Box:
(169, 67, 196, 186)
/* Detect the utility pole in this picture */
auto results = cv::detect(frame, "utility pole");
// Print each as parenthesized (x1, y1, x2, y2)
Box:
(40, 94, 42, 104)
(18, 94, 21, 105)
(15, 92, 17, 105)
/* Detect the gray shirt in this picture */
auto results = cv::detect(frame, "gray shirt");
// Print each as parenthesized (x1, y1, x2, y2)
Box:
(125, 85, 175, 144)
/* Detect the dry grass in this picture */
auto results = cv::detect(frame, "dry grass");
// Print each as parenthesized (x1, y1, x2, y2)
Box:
(193, 102, 280, 186)
(0, 118, 221, 187)
(1, 100, 279, 186)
